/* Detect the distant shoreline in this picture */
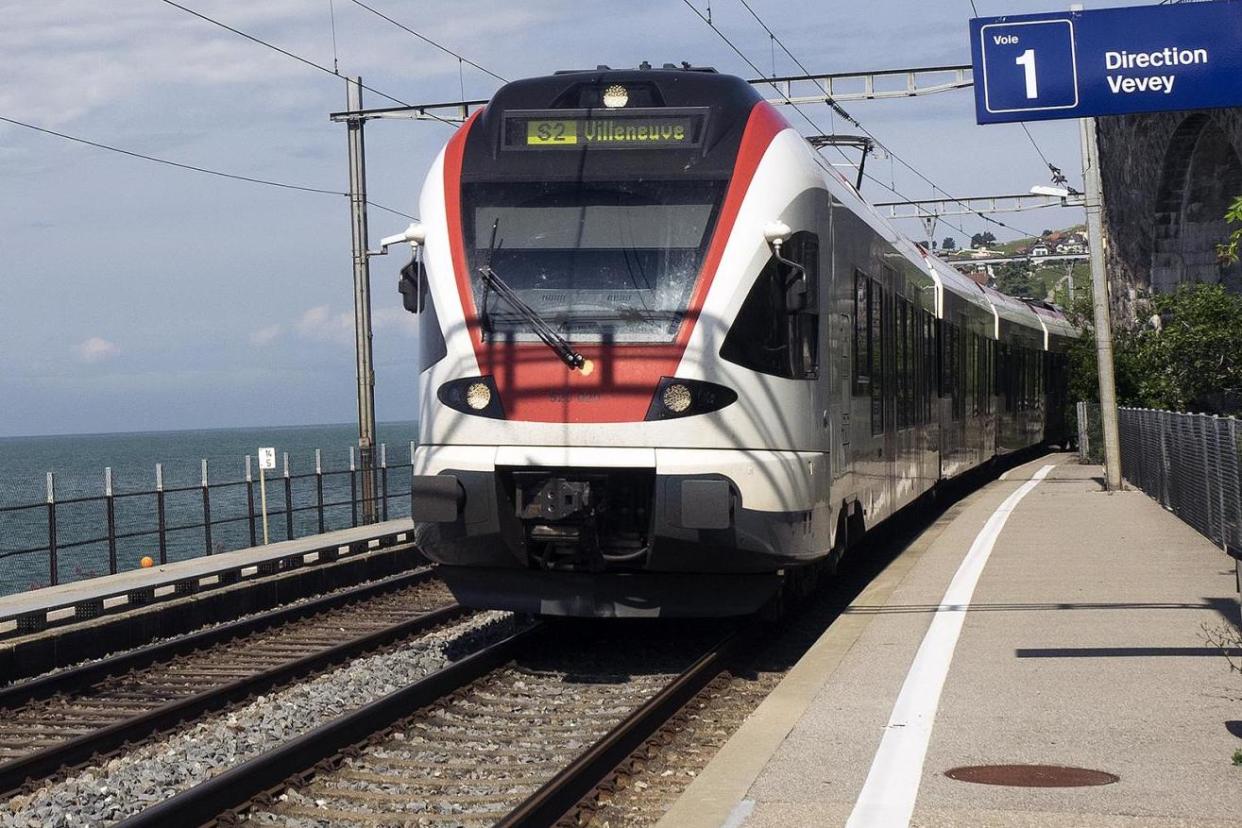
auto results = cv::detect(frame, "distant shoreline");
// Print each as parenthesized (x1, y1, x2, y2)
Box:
(0, 420, 419, 442)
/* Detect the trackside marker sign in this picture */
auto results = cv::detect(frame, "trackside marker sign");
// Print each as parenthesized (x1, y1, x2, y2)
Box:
(970, 0, 1242, 124)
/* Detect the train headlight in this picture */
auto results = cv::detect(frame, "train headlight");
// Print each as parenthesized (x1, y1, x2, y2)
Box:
(437, 376, 505, 419)
(465, 382, 492, 411)
(662, 383, 693, 413)
(602, 84, 629, 108)
(646, 377, 738, 421)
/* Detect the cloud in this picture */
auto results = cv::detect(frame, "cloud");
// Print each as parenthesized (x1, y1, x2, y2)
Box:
(373, 307, 418, 336)
(77, 336, 120, 363)
(296, 305, 354, 345)
(249, 323, 283, 346)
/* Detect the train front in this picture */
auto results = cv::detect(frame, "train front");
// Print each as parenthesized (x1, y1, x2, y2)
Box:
(401, 67, 820, 617)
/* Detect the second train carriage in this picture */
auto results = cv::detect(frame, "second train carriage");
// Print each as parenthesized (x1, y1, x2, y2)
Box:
(389, 65, 1077, 617)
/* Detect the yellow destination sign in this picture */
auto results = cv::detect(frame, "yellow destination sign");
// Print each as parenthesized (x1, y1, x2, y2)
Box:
(523, 117, 694, 148)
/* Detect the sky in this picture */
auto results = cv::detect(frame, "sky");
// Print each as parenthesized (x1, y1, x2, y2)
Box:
(0, 0, 1141, 437)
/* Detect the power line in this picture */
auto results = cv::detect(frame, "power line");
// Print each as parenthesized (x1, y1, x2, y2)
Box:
(735, 0, 856, 125)
(344, 0, 508, 83)
(328, 0, 341, 74)
(0, 114, 418, 221)
(714, 0, 1043, 239)
(1019, 122, 1078, 193)
(680, 1, 1020, 240)
(727, 1, 1042, 238)
(157, 0, 457, 129)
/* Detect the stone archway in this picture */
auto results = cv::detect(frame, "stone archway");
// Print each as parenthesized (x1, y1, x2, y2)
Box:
(1150, 114, 1242, 293)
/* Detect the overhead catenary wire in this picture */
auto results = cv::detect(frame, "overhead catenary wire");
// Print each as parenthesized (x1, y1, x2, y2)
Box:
(679, 0, 1007, 241)
(156, 0, 458, 130)
(344, 0, 508, 84)
(0, 114, 418, 221)
(688, 0, 1043, 240)
(733, 0, 1042, 238)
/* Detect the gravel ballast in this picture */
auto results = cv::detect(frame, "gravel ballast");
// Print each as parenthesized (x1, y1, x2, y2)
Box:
(0, 611, 518, 828)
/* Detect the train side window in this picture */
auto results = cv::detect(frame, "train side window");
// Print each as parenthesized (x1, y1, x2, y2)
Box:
(787, 233, 820, 378)
(721, 231, 819, 380)
(938, 319, 950, 404)
(951, 324, 965, 420)
(913, 306, 924, 426)
(870, 279, 884, 436)
(853, 270, 871, 395)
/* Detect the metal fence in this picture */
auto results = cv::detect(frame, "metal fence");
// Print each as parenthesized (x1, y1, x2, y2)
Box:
(0, 443, 417, 596)
(1115, 407, 1241, 558)
(1075, 401, 1104, 465)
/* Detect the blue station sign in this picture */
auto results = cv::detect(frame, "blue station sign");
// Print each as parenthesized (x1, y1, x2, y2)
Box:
(970, 1, 1242, 124)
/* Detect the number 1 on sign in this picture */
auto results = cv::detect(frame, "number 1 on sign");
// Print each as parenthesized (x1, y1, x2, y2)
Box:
(1016, 49, 1038, 99)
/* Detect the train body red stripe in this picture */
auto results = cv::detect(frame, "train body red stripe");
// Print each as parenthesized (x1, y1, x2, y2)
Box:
(442, 101, 788, 423)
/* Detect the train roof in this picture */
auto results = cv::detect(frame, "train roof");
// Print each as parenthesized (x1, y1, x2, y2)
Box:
(920, 250, 994, 318)
(1027, 301, 1080, 349)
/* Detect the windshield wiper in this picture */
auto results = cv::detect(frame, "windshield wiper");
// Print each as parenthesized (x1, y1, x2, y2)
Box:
(478, 219, 586, 371)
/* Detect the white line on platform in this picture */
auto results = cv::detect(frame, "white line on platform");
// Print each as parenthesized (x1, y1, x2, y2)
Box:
(843, 463, 1056, 828)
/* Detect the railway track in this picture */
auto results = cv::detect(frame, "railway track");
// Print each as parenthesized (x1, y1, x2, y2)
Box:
(0, 568, 464, 797)
(113, 620, 745, 828)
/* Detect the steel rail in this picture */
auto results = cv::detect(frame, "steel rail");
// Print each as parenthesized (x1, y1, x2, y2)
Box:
(0, 566, 437, 705)
(117, 623, 744, 828)
(495, 626, 745, 828)
(0, 580, 462, 797)
(114, 624, 546, 828)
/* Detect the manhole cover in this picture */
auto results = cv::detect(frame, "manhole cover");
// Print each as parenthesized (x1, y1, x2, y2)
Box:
(945, 764, 1119, 787)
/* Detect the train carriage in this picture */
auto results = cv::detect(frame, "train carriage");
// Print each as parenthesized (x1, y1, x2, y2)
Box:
(390, 65, 1077, 617)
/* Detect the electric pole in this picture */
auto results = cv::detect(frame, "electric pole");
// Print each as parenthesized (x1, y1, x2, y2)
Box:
(1079, 115, 1123, 491)
(346, 76, 379, 522)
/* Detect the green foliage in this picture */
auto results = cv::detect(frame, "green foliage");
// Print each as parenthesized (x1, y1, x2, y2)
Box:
(1234, 748, 1242, 767)
(1219, 195, 1242, 265)
(970, 231, 997, 249)
(941, 236, 957, 251)
(1069, 284, 1242, 415)
(993, 261, 1039, 298)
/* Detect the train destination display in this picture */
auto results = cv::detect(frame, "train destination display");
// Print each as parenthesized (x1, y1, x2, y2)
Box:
(970, 0, 1242, 124)
(504, 111, 703, 149)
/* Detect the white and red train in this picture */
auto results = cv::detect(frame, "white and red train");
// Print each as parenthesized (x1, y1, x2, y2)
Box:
(391, 66, 1076, 617)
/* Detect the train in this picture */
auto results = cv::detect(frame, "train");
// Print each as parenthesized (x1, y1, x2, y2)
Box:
(388, 65, 1078, 618)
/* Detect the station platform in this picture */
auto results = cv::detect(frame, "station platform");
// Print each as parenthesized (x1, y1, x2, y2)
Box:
(660, 454, 1242, 828)
(0, 518, 421, 680)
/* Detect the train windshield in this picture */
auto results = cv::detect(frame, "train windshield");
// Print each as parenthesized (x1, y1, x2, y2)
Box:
(462, 179, 726, 344)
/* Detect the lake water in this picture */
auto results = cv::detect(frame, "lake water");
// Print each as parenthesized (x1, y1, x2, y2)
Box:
(0, 422, 419, 596)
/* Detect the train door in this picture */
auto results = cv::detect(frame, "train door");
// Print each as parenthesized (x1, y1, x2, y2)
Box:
(881, 268, 897, 519)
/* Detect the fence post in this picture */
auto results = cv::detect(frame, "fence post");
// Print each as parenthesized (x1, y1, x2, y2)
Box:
(315, 448, 325, 534)
(380, 442, 389, 522)
(283, 452, 294, 541)
(105, 467, 117, 575)
(1217, 417, 1227, 546)
(202, 459, 213, 555)
(1076, 401, 1088, 463)
(46, 472, 58, 587)
(349, 446, 359, 528)
(155, 463, 167, 565)
(245, 455, 257, 547)
(1229, 417, 1241, 556)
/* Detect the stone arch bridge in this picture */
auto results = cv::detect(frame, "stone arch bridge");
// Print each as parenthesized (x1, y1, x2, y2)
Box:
(1098, 108, 1242, 320)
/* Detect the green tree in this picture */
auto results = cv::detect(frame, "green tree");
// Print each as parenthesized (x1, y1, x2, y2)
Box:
(941, 236, 957, 251)
(992, 261, 1037, 297)
(1126, 285, 1242, 412)
(970, 231, 997, 249)
(1068, 284, 1242, 415)
(1218, 194, 1242, 264)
